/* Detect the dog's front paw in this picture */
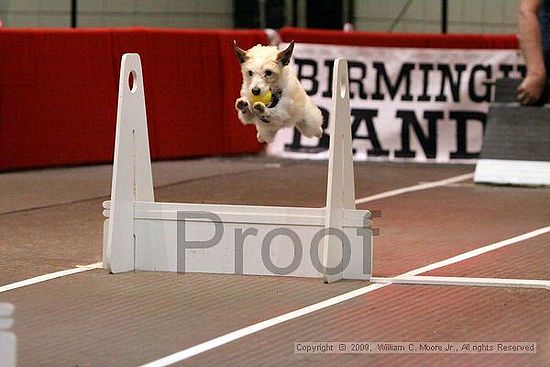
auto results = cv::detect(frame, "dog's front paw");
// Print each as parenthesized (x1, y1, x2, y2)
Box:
(252, 102, 268, 116)
(236, 98, 250, 113)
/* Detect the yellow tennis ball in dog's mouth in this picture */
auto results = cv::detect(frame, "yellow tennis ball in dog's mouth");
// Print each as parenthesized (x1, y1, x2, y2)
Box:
(249, 89, 272, 105)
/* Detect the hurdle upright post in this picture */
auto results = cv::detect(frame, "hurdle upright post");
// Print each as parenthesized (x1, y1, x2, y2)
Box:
(105, 53, 154, 273)
(323, 59, 357, 283)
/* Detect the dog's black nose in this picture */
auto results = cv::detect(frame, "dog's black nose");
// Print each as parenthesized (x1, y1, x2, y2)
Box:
(252, 87, 261, 96)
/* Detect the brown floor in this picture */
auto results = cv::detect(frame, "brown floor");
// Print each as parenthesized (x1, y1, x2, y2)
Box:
(187, 286, 550, 367)
(425, 233, 550, 280)
(367, 183, 550, 276)
(1, 157, 548, 367)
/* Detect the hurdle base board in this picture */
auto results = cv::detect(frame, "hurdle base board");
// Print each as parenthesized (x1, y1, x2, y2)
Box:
(474, 159, 550, 186)
(103, 201, 373, 280)
(371, 276, 550, 290)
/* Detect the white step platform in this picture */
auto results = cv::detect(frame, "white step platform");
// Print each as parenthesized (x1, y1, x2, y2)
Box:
(474, 79, 550, 186)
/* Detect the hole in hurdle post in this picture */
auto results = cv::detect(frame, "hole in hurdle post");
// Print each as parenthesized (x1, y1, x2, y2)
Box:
(128, 70, 137, 93)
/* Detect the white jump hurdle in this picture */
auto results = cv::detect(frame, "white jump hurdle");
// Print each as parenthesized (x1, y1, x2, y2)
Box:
(103, 54, 373, 282)
(0, 303, 16, 367)
(102, 54, 550, 291)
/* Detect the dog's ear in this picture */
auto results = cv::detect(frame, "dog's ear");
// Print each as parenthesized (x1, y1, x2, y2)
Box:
(276, 41, 295, 67)
(232, 40, 248, 64)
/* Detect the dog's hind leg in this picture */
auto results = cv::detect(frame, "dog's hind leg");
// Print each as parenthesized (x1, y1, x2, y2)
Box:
(296, 107, 323, 138)
(255, 124, 277, 143)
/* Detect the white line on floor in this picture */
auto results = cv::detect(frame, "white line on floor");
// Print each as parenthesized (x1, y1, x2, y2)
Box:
(400, 226, 550, 277)
(138, 225, 550, 367)
(0, 262, 102, 293)
(371, 276, 550, 289)
(0, 172, 473, 294)
(139, 284, 388, 367)
(355, 172, 474, 204)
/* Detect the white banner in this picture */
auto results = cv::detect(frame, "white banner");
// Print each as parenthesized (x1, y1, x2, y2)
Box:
(267, 44, 524, 163)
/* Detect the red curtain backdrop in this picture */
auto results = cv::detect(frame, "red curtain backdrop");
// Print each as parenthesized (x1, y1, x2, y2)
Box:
(0, 28, 266, 171)
(0, 27, 520, 171)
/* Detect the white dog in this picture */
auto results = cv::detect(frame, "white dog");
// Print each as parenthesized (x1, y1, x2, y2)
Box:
(233, 41, 323, 143)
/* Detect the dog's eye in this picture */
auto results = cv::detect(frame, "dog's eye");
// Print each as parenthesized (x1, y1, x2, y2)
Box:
(248, 70, 253, 77)
(265, 69, 272, 76)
